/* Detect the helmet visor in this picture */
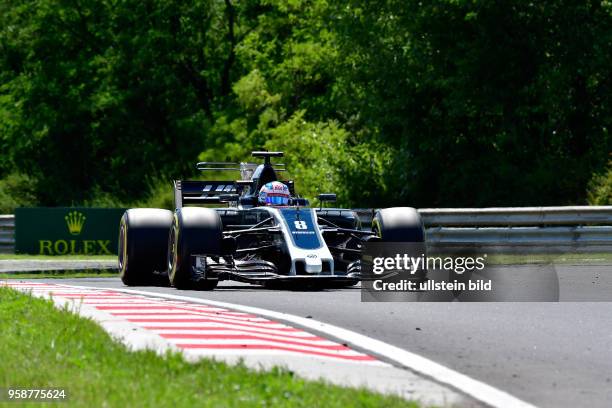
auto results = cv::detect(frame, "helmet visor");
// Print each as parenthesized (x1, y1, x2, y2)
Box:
(266, 195, 290, 206)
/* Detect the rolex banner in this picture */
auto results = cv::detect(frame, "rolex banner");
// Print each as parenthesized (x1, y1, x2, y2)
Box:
(14, 208, 126, 255)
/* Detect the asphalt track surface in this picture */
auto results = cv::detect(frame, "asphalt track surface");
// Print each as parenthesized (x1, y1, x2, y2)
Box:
(8, 262, 612, 408)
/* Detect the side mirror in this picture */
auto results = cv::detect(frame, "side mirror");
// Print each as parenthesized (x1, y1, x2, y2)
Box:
(317, 193, 337, 202)
(317, 193, 337, 209)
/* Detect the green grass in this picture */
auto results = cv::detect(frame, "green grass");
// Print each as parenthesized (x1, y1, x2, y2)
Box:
(0, 287, 418, 408)
(0, 254, 117, 261)
(0, 270, 118, 279)
(483, 252, 612, 265)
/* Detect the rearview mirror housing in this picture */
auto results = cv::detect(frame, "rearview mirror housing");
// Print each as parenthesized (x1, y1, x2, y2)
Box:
(317, 193, 337, 202)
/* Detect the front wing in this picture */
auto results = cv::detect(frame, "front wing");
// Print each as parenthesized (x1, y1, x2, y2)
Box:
(190, 255, 359, 288)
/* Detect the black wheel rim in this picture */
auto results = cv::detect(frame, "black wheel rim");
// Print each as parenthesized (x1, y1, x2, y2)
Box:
(167, 223, 177, 278)
(118, 223, 126, 272)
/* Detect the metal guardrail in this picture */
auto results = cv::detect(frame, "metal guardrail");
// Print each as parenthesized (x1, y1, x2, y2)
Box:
(357, 206, 612, 253)
(420, 206, 612, 253)
(0, 215, 15, 254)
(2, 207, 612, 254)
(419, 206, 612, 227)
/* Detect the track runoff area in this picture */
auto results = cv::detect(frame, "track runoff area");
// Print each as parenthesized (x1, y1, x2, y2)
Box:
(2, 281, 536, 408)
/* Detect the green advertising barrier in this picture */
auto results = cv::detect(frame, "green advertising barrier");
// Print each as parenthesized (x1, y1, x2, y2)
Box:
(15, 208, 126, 255)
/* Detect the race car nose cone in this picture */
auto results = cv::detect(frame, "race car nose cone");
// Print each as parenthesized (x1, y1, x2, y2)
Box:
(304, 255, 322, 273)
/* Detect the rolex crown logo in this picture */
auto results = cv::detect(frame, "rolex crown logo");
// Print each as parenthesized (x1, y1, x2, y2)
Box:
(65, 211, 86, 235)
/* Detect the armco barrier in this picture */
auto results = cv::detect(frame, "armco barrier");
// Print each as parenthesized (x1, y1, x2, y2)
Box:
(356, 206, 612, 253)
(2, 206, 612, 254)
(421, 206, 612, 253)
(419, 206, 612, 227)
(0, 215, 14, 254)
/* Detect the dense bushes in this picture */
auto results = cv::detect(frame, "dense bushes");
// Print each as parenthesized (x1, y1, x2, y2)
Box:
(0, 173, 37, 213)
(588, 161, 612, 205)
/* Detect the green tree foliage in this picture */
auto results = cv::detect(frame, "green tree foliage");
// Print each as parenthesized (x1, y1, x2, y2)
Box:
(0, 0, 232, 204)
(0, 0, 611, 209)
(588, 160, 612, 205)
(0, 173, 37, 213)
(330, 1, 612, 206)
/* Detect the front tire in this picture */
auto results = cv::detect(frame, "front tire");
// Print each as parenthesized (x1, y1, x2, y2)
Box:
(373, 207, 425, 242)
(119, 209, 173, 286)
(372, 207, 427, 282)
(168, 207, 223, 290)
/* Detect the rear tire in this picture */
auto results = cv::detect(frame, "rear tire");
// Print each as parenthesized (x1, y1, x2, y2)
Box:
(119, 209, 173, 286)
(168, 207, 223, 290)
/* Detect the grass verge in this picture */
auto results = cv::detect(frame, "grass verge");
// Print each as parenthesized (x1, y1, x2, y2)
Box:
(0, 254, 117, 261)
(0, 287, 418, 408)
(484, 252, 612, 265)
(0, 270, 118, 279)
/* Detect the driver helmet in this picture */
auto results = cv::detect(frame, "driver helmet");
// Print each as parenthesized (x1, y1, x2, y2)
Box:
(258, 181, 291, 206)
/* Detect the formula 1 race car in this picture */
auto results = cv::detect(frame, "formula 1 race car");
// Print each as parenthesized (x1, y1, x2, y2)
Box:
(118, 151, 425, 290)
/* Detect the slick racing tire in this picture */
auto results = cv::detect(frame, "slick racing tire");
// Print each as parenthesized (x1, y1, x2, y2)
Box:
(168, 207, 223, 290)
(372, 207, 427, 283)
(373, 207, 425, 242)
(119, 209, 173, 286)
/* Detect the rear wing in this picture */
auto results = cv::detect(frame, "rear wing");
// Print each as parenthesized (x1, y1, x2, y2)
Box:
(176, 152, 294, 208)
(174, 179, 296, 208)
(174, 180, 239, 208)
